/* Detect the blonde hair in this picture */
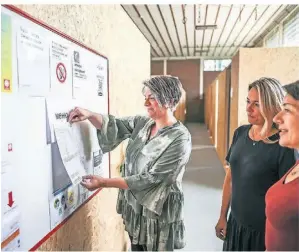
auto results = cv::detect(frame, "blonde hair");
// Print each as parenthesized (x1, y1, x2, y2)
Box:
(248, 77, 285, 142)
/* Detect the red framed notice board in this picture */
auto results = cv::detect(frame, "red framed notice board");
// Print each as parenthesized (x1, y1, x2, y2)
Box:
(1, 5, 110, 251)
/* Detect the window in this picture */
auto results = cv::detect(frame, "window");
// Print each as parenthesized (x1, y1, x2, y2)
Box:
(204, 59, 231, 71)
(265, 27, 280, 47)
(263, 7, 299, 48)
(283, 9, 299, 46)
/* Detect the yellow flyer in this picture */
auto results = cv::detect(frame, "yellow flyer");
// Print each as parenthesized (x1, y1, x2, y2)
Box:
(1, 13, 12, 93)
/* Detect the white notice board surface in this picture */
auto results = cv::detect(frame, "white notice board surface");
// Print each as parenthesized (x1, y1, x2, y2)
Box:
(1, 5, 110, 251)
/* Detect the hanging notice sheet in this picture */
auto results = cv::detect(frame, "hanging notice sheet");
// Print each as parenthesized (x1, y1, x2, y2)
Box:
(49, 40, 72, 98)
(1, 5, 110, 251)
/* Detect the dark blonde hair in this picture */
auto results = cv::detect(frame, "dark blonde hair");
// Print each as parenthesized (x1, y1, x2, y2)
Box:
(248, 77, 285, 140)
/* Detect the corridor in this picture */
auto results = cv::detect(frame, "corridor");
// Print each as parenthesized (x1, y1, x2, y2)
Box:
(181, 123, 226, 251)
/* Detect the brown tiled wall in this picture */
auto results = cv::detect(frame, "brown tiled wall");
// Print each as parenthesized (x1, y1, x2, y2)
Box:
(151, 59, 201, 122)
(150, 61, 222, 123)
(151, 61, 164, 76)
(167, 60, 200, 122)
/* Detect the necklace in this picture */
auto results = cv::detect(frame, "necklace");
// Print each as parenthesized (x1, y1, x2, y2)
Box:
(251, 126, 269, 145)
(251, 127, 258, 146)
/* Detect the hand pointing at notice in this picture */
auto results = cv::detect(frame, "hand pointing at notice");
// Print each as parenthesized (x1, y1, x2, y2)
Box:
(68, 107, 104, 129)
(68, 107, 92, 123)
(81, 175, 105, 191)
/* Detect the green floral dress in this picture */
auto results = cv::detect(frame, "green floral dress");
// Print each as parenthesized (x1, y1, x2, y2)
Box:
(97, 115, 192, 251)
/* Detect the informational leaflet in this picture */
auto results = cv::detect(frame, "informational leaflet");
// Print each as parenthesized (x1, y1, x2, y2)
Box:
(49, 185, 79, 229)
(72, 48, 108, 99)
(53, 122, 86, 185)
(78, 185, 90, 205)
(46, 99, 91, 185)
(17, 24, 50, 96)
(1, 156, 21, 251)
(46, 98, 75, 143)
(72, 48, 89, 99)
(93, 149, 104, 176)
(49, 39, 72, 98)
(1, 13, 13, 93)
(94, 56, 108, 98)
(73, 121, 94, 175)
(51, 141, 72, 194)
(1, 107, 21, 251)
(1, 228, 21, 251)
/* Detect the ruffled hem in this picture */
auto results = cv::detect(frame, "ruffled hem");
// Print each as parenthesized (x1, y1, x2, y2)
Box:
(223, 214, 265, 251)
(117, 190, 186, 251)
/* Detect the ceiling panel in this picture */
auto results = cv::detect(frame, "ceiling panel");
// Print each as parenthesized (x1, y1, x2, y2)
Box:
(244, 5, 283, 47)
(122, 4, 298, 59)
(158, 5, 180, 57)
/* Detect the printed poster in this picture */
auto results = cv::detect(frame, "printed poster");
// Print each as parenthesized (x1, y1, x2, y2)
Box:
(17, 24, 50, 96)
(1, 13, 12, 93)
(49, 185, 79, 229)
(50, 39, 72, 97)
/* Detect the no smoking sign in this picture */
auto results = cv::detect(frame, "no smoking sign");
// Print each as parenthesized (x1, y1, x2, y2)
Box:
(56, 63, 67, 83)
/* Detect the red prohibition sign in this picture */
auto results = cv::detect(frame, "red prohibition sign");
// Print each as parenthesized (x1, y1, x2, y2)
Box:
(56, 63, 67, 83)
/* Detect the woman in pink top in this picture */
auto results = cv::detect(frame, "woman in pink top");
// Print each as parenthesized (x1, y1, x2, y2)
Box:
(265, 81, 299, 251)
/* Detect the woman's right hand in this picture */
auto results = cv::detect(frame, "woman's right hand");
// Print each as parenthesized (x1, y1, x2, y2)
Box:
(215, 217, 227, 240)
(68, 107, 92, 123)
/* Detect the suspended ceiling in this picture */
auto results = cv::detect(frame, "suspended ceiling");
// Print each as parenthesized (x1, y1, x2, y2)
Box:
(122, 4, 298, 59)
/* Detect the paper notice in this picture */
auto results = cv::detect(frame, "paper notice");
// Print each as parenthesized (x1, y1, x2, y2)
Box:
(93, 149, 103, 176)
(1, 14, 13, 93)
(50, 39, 72, 97)
(49, 185, 79, 229)
(53, 123, 86, 185)
(17, 24, 50, 96)
(1, 228, 21, 251)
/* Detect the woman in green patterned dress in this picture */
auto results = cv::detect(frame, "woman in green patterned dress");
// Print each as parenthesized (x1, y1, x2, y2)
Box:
(68, 76, 192, 251)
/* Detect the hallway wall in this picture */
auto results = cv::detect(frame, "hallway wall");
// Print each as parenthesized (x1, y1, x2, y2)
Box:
(237, 47, 299, 126)
(229, 52, 240, 145)
(204, 69, 230, 166)
(167, 60, 201, 122)
(16, 4, 150, 251)
(151, 59, 201, 122)
(216, 69, 230, 166)
(151, 60, 164, 75)
(203, 71, 221, 90)
(150, 61, 223, 123)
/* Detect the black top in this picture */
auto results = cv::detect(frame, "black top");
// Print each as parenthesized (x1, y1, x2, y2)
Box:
(226, 125, 296, 231)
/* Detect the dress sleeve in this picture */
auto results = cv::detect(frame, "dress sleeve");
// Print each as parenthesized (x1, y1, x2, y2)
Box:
(277, 146, 296, 178)
(97, 115, 147, 153)
(124, 135, 192, 215)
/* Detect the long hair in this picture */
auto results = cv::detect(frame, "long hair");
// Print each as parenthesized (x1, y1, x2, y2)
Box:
(248, 77, 285, 142)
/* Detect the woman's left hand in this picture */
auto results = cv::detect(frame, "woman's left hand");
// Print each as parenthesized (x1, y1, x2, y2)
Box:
(80, 175, 106, 191)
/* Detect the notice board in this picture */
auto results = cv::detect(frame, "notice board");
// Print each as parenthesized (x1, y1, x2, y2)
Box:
(1, 5, 110, 251)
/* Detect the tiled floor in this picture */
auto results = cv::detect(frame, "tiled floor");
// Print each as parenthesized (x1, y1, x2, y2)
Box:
(179, 123, 226, 251)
